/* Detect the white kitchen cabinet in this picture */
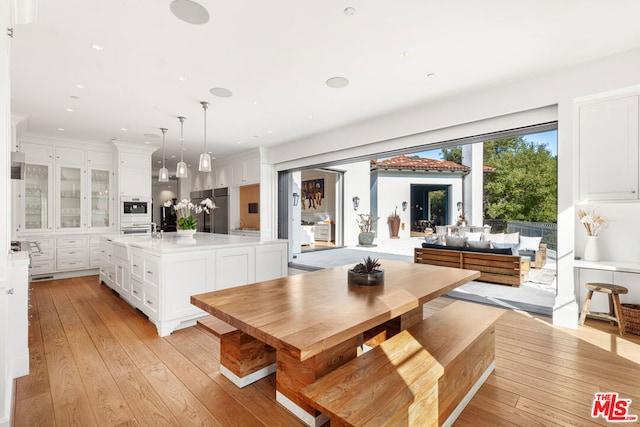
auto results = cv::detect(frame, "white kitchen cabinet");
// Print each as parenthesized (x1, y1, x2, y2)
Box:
(576, 92, 640, 201)
(232, 157, 260, 186)
(15, 162, 54, 233)
(56, 164, 85, 231)
(99, 235, 288, 336)
(114, 142, 156, 199)
(88, 167, 113, 230)
(216, 246, 256, 290)
(56, 236, 89, 271)
(55, 146, 84, 164)
(86, 149, 114, 168)
(215, 164, 231, 188)
(20, 141, 53, 162)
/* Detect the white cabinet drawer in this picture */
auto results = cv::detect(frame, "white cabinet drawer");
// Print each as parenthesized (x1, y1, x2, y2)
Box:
(57, 258, 88, 271)
(20, 141, 53, 162)
(89, 248, 102, 268)
(143, 283, 159, 316)
(57, 247, 86, 259)
(130, 279, 143, 304)
(31, 249, 54, 261)
(32, 238, 54, 249)
(30, 260, 55, 274)
(55, 146, 84, 163)
(131, 252, 143, 280)
(143, 256, 160, 286)
(56, 236, 88, 247)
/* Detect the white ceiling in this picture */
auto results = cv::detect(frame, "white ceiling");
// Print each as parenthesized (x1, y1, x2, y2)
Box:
(10, 0, 640, 172)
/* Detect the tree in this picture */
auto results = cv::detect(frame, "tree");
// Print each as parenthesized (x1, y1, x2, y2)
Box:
(442, 137, 557, 223)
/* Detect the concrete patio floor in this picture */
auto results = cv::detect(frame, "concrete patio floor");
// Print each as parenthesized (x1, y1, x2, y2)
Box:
(291, 236, 557, 316)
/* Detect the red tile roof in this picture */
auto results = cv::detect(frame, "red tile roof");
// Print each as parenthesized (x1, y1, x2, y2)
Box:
(371, 155, 496, 172)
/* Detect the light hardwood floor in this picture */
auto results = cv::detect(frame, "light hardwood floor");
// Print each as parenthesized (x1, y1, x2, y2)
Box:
(13, 276, 640, 426)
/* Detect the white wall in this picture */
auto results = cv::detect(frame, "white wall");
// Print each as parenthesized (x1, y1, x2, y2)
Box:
(300, 170, 336, 223)
(332, 161, 370, 247)
(151, 179, 178, 223)
(267, 47, 640, 327)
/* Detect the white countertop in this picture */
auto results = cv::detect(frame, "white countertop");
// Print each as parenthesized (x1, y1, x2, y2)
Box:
(108, 232, 286, 254)
(574, 259, 640, 274)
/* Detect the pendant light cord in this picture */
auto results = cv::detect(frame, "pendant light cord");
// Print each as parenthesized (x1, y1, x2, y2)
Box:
(161, 127, 167, 168)
(179, 116, 185, 162)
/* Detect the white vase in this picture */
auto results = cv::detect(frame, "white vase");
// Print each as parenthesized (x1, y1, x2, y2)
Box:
(176, 229, 196, 243)
(584, 235, 602, 262)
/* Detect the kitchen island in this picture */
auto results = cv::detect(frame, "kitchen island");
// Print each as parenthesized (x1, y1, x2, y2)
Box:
(99, 232, 288, 336)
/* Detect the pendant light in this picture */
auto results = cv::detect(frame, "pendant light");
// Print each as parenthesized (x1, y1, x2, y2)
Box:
(158, 127, 169, 182)
(198, 101, 212, 172)
(176, 116, 188, 178)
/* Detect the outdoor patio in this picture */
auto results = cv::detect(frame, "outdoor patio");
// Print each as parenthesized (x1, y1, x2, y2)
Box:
(291, 236, 557, 316)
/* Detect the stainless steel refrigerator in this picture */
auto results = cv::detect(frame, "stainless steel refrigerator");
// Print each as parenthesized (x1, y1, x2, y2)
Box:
(190, 189, 214, 233)
(213, 187, 229, 234)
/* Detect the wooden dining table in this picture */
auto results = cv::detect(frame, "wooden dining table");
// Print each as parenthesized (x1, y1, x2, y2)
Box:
(191, 259, 480, 426)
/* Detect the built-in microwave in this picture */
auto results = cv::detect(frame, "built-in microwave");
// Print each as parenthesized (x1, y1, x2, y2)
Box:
(122, 197, 150, 215)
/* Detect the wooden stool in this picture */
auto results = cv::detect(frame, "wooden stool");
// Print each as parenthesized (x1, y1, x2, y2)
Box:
(579, 283, 628, 335)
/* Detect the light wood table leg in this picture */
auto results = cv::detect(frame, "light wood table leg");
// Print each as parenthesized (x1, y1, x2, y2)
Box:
(275, 336, 360, 427)
(219, 330, 276, 388)
(363, 306, 424, 348)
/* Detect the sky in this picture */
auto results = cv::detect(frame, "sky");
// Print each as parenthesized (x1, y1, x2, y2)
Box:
(410, 130, 558, 160)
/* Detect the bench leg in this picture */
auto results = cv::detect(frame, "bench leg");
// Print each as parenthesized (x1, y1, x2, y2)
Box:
(579, 290, 594, 326)
(363, 306, 424, 348)
(219, 330, 276, 388)
(276, 336, 359, 427)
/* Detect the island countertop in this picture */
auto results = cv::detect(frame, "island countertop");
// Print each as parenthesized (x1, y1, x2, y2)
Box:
(108, 232, 287, 255)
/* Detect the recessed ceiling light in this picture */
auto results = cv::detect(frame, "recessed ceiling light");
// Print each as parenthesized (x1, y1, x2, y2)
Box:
(170, 0, 210, 25)
(267, 130, 273, 134)
(344, 6, 356, 15)
(308, 115, 314, 119)
(91, 43, 104, 51)
(157, 160, 162, 164)
(253, 101, 259, 105)
(171, 155, 176, 158)
(66, 108, 74, 112)
(210, 87, 233, 98)
(178, 76, 188, 81)
(400, 51, 409, 58)
(76, 84, 85, 89)
(57, 128, 64, 131)
(143, 133, 160, 138)
(144, 141, 150, 145)
(121, 127, 127, 131)
(326, 76, 349, 88)
(236, 141, 241, 144)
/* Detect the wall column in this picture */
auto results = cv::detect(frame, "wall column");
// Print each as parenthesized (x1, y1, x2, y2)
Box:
(462, 143, 484, 226)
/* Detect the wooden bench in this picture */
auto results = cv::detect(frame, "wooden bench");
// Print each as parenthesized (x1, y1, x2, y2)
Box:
(299, 300, 505, 427)
(197, 316, 276, 387)
(415, 247, 529, 287)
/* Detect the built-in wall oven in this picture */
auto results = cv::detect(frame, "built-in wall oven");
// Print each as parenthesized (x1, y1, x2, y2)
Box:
(120, 197, 151, 234)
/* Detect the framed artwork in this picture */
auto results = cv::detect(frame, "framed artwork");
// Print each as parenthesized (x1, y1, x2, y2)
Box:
(301, 178, 324, 210)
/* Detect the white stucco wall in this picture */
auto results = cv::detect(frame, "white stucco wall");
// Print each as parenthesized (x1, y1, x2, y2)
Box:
(333, 161, 371, 247)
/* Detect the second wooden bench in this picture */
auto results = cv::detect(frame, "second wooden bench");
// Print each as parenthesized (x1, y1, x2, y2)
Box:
(299, 300, 505, 426)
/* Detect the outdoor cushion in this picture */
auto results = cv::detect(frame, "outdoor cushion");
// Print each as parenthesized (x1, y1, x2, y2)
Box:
(504, 232, 520, 244)
(519, 235, 542, 251)
(492, 242, 519, 256)
(467, 240, 491, 249)
(461, 246, 513, 255)
(424, 236, 443, 245)
(463, 231, 482, 241)
(445, 236, 468, 247)
(486, 232, 505, 243)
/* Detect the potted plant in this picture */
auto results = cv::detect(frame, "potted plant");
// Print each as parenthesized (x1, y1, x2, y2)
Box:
(456, 212, 467, 227)
(348, 256, 384, 286)
(356, 213, 379, 246)
(387, 206, 401, 239)
(168, 198, 216, 238)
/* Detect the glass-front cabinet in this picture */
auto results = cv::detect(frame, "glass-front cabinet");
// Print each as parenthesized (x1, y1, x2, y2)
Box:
(89, 168, 112, 229)
(57, 165, 84, 230)
(21, 162, 53, 232)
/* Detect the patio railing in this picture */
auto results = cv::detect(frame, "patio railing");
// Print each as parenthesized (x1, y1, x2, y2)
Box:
(485, 219, 557, 251)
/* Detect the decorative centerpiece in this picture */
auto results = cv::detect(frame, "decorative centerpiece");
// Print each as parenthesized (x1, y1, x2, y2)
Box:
(577, 208, 608, 261)
(166, 198, 216, 240)
(348, 256, 384, 286)
(356, 213, 379, 247)
(387, 206, 401, 239)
